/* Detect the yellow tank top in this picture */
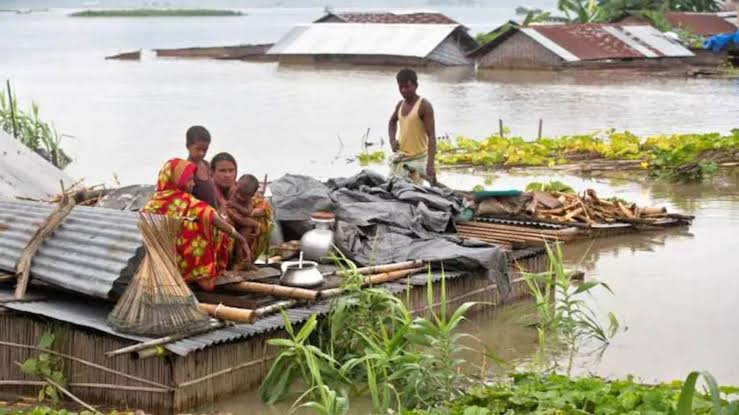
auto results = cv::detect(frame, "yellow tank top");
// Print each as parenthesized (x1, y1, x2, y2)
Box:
(397, 98, 427, 157)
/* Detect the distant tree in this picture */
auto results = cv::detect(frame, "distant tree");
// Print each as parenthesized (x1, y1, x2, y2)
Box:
(522, 10, 552, 25)
(558, 0, 606, 23)
(667, 0, 721, 11)
(598, 0, 721, 16)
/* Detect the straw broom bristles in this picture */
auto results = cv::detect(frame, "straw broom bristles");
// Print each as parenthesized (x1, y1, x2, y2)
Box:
(108, 213, 211, 337)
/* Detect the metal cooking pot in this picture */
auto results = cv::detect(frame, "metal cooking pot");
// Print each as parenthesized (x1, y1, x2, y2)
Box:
(300, 212, 335, 262)
(279, 260, 324, 288)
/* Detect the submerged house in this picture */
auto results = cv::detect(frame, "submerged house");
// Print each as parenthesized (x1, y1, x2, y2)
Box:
(267, 23, 478, 66)
(468, 23, 694, 70)
(616, 11, 737, 37)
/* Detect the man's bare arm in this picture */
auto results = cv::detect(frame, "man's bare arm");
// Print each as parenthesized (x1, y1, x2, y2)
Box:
(420, 100, 437, 182)
(388, 102, 401, 152)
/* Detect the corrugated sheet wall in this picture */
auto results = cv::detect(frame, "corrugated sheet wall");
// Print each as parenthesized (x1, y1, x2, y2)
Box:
(0, 199, 143, 300)
(477, 30, 564, 69)
(428, 35, 471, 65)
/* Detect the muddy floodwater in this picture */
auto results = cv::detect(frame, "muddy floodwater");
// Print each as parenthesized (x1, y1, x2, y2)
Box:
(2, 7, 738, 186)
(3, 3, 739, 413)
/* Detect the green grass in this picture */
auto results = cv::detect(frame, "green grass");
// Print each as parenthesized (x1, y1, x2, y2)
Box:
(68, 8, 244, 17)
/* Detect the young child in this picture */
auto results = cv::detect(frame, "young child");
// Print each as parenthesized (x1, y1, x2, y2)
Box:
(225, 174, 272, 270)
(185, 125, 219, 208)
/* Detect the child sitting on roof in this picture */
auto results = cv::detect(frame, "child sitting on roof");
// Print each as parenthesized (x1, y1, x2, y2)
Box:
(225, 174, 273, 270)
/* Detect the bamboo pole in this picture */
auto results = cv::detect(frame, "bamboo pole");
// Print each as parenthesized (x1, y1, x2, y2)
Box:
(0, 340, 171, 389)
(137, 300, 298, 359)
(336, 260, 424, 277)
(538, 118, 543, 139)
(15, 189, 75, 299)
(319, 267, 425, 300)
(365, 267, 425, 285)
(105, 322, 224, 358)
(254, 300, 296, 317)
(456, 223, 576, 240)
(198, 303, 256, 324)
(226, 281, 319, 301)
(463, 220, 577, 236)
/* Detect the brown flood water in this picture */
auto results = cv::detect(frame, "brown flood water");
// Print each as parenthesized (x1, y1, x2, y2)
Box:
(197, 170, 739, 414)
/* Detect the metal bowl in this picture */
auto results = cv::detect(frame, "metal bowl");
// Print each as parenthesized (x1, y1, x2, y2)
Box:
(279, 260, 324, 288)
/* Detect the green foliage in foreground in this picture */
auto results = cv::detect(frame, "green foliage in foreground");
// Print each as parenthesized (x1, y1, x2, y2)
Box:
(437, 129, 739, 182)
(259, 260, 482, 414)
(406, 371, 739, 415)
(69, 9, 244, 17)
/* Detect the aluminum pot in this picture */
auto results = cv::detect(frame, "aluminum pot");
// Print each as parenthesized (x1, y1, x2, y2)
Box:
(300, 212, 335, 262)
(280, 260, 324, 288)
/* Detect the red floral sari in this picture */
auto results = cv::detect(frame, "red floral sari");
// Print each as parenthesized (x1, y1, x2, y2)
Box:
(143, 158, 233, 291)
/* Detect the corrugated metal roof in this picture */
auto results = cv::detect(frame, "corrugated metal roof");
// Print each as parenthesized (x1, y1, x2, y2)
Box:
(519, 24, 693, 61)
(267, 23, 462, 58)
(620, 25, 694, 57)
(664, 11, 737, 36)
(520, 27, 582, 61)
(0, 131, 74, 200)
(0, 199, 143, 300)
(602, 26, 659, 57)
(318, 12, 459, 25)
(1, 282, 412, 356)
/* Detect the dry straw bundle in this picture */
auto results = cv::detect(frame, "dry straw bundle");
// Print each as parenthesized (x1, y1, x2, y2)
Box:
(108, 213, 210, 336)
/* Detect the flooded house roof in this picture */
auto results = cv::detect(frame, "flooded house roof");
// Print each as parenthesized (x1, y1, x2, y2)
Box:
(0, 248, 546, 355)
(0, 199, 143, 300)
(469, 23, 694, 62)
(614, 11, 737, 36)
(314, 11, 460, 25)
(663, 11, 737, 36)
(0, 130, 74, 200)
(267, 23, 476, 59)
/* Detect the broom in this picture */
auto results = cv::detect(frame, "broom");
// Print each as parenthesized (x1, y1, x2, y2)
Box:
(107, 213, 211, 337)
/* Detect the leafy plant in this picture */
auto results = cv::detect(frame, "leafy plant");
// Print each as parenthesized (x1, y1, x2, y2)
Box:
(521, 10, 552, 26)
(20, 333, 65, 404)
(522, 243, 619, 374)
(0, 86, 71, 169)
(357, 150, 386, 166)
(558, 0, 606, 23)
(437, 130, 738, 183)
(260, 258, 486, 414)
(259, 312, 344, 405)
(391, 271, 481, 409)
(406, 371, 739, 415)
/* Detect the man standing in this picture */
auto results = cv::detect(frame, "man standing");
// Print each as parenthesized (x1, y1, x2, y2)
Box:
(388, 68, 436, 184)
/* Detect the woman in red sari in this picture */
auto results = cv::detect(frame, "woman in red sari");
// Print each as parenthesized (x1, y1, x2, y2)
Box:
(143, 158, 250, 291)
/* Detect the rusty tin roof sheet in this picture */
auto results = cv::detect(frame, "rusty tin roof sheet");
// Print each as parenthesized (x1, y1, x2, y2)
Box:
(664, 12, 737, 36)
(517, 24, 693, 61)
